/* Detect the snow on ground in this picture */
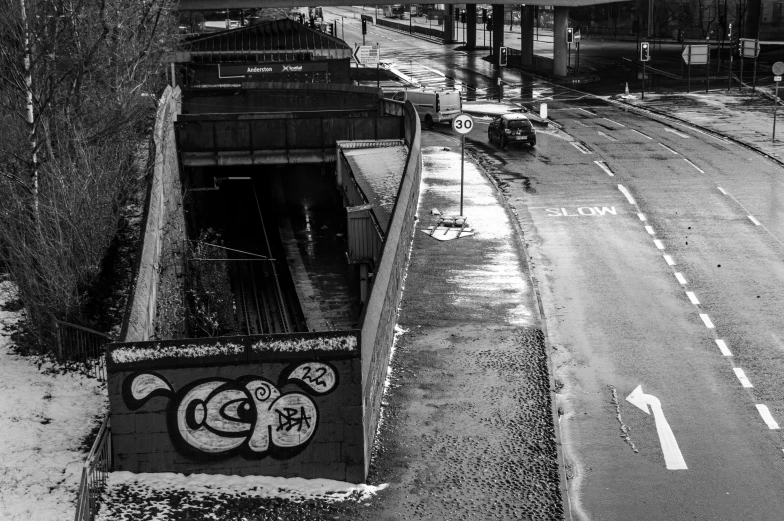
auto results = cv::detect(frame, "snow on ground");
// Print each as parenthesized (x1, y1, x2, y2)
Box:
(0, 279, 108, 521)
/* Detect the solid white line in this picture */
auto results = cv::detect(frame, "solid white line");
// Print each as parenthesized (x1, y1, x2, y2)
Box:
(749, 215, 761, 226)
(617, 185, 636, 205)
(594, 160, 614, 176)
(675, 272, 688, 284)
(686, 291, 700, 305)
(654, 240, 665, 250)
(665, 127, 691, 138)
(683, 158, 705, 173)
(659, 143, 679, 155)
(718, 186, 728, 195)
(675, 122, 728, 144)
(734, 368, 754, 388)
(645, 225, 655, 235)
(756, 404, 780, 429)
(700, 314, 715, 328)
(663, 254, 676, 265)
(604, 117, 626, 127)
(630, 128, 654, 140)
(715, 339, 733, 356)
(578, 108, 595, 116)
(638, 213, 647, 221)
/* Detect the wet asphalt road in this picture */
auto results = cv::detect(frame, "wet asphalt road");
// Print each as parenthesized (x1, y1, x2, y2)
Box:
(328, 7, 784, 520)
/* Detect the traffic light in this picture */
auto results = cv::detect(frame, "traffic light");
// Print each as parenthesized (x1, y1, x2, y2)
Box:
(455, 8, 460, 22)
(499, 46, 508, 67)
(567, 27, 574, 43)
(728, 23, 732, 38)
(460, 11, 466, 23)
(362, 18, 367, 35)
(640, 41, 651, 62)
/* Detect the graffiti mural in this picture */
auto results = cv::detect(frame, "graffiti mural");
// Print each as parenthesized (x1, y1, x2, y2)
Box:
(122, 362, 337, 457)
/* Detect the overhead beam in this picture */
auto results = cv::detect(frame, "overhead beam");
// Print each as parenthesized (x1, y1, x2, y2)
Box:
(178, 0, 627, 11)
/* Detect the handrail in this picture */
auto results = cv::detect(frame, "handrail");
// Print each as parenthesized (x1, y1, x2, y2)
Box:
(74, 413, 112, 521)
(53, 318, 112, 382)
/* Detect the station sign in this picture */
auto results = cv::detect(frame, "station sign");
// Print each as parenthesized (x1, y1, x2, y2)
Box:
(682, 45, 709, 65)
(218, 62, 327, 78)
(353, 45, 380, 66)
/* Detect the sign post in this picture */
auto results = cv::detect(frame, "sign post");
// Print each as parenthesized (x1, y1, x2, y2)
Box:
(640, 42, 650, 99)
(575, 29, 582, 75)
(772, 62, 784, 141)
(740, 39, 760, 91)
(452, 114, 474, 216)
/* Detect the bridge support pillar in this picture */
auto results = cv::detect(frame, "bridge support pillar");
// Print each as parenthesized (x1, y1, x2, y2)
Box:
(553, 6, 569, 76)
(491, 4, 504, 65)
(520, 5, 534, 67)
(444, 4, 455, 43)
(466, 4, 477, 50)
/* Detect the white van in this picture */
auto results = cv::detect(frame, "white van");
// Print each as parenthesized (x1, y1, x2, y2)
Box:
(391, 89, 462, 129)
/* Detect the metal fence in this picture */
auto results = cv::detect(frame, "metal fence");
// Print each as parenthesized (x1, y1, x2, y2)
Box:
(54, 318, 112, 382)
(375, 17, 445, 40)
(74, 413, 112, 521)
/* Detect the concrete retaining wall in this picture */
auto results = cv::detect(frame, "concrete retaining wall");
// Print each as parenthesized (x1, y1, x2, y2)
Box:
(121, 86, 187, 342)
(360, 100, 422, 473)
(107, 332, 365, 482)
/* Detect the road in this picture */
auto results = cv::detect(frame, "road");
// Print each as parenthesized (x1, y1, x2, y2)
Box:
(324, 6, 784, 520)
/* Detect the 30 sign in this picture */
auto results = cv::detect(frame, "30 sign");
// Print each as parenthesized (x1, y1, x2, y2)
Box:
(452, 114, 474, 134)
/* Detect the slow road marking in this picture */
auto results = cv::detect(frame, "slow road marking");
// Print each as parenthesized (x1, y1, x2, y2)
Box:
(545, 207, 618, 217)
(626, 385, 688, 470)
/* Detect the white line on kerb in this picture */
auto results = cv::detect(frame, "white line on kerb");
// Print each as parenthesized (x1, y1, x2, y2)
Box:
(638, 213, 647, 221)
(663, 254, 676, 265)
(630, 128, 654, 140)
(675, 272, 688, 284)
(715, 339, 733, 356)
(700, 314, 715, 328)
(654, 240, 665, 250)
(683, 158, 705, 173)
(734, 368, 754, 388)
(604, 117, 626, 127)
(749, 215, 761, 226)
(594, 160, 614, 176)
(718, 186, 728, 195)
(756, 404, 780, 429)
(617, 185, 636, 205)
(686, 291, 700, 305)
(645, 225, 655, 235)
(659, 143, 679, 155)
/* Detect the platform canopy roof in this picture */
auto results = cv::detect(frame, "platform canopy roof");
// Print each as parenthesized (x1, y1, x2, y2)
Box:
(176, 18, 351, 62)
(179, 0, 626, 11)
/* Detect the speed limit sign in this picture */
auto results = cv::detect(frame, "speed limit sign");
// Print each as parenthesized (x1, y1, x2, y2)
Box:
(452, 114, 474, 134)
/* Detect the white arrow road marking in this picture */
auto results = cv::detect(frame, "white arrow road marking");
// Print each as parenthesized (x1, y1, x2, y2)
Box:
(598, 131, 617, 141)
(665, 127, 691, 138)
(626, 385, 688, 470)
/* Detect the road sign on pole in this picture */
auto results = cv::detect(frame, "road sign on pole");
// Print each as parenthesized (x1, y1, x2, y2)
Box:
(773, 62, 784, 142)
(740, 38, 760, 58)
(452, 114, 474, 216)
(353, 45, 380, 66)
(681, 45, 709, 64)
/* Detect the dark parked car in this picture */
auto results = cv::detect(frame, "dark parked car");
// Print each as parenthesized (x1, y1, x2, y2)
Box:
(488, 113, 536, 149)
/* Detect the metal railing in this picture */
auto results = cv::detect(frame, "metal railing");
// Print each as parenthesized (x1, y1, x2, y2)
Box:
(53, 318, 112, 382)
(74, 413, 112, 521)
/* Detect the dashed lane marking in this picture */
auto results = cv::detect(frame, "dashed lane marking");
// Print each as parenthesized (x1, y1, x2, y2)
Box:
(675, 272, 687, 285)
(664, 254, 676, 265)
(700, 314, 715, 328)
(718, 186, 784, 248)
(594, 160, 614, 176)
(645, 225, 655, 235)
(598, 131, 617, 142)
(659, 143, 679, 155)
(638, 213, 647, 221)
(683, 158, 705, 173)
(718, 186, 728, 194)
(733, 368, 754, 388)
(715, 339, 733, 356)
(570, 141, 593, 154)
(756, 404, 780, 429)
(749, 215, 761, 226)
(603, 117, 625, 127)
(686, 291, 700, 305)
(630, 128, 653, 140)
(617, 184, 636, 204)
(654, 239, 665, 250)
(674, 121, 729, 144)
